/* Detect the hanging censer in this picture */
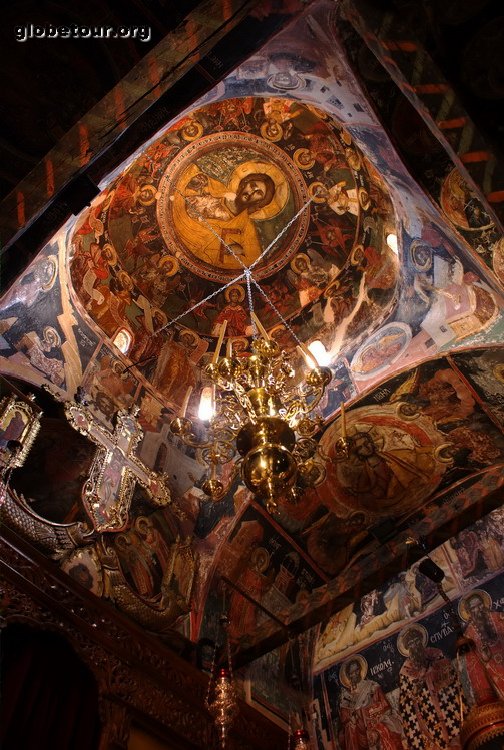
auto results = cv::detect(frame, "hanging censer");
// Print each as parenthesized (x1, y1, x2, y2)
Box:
(205, 613, 239, 748)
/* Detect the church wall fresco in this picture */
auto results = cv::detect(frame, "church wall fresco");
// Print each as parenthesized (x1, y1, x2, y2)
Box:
(68, 94, 400, 421)
(335, 6, 504, 291)
(0, 0, 503, 684)
(311, 506, 504, 750)
(197, 500, 327, 646)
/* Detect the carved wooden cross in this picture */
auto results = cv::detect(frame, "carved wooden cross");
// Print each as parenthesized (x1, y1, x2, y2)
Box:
(65, 402, 170, 532)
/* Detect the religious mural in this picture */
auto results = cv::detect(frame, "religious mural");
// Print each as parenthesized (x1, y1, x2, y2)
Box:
(198, 501, 325, 646)
(311, 506, 504, 750)
(68, 95, 399, 420)
(0, 1, 503, 731)
(336, 11, 504, 289)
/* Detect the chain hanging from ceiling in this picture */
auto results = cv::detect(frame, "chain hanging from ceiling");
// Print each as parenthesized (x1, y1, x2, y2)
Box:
(205, 609, 238, 749)
(168, 187, 333, 513)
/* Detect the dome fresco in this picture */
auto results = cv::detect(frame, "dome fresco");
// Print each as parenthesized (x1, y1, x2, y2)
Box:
(1, 1, 504, 737)
(69, 97, 399, 411)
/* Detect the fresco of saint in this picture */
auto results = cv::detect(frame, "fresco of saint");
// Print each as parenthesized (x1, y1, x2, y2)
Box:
(398, 624, 464, 750)
(0, 409, 27, 448)
(459, 590, 504, 704)
(338, 655, 404, 750)
(151, 329, 197, 404)
(212, 285, 248, 337)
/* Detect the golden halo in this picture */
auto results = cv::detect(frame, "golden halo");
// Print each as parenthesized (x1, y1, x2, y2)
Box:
(339, 654, 368, 688)
(224, 284, 245, 303)
(231, 336, 248, 352)
(178, 328, 199, 347)
(493, 363, 504, 384)
(251, 546, 270, 573)
(396, 401, 421, 421)
(117, 270, 133, 290)
(269, 323, 287, 340)
(397, 623, 428, 657)
(358, 187, 371, 210)
(350, 244, 365, 266)
(345, 148, 362, 171)
(458, 589, 492, 622)
(43, 326, 61, 348)
(341, 130, 353, 146)
(260, 121, 283, 142)
(324, 279, 341, 298)
(40, 255, 58, 291)
(182, 121, 203, 141)
(159, 254, 180, 276)
(229, 160, 289, 220)
(152, 308, 167, 328)
(137, 184, 157, 206)
(102, 244, 117, 266)
(135, 515, 151, 534)
(434, 443, 456, 463)
(294, 148, 315, 170)
(291, 253, 311, 273)
(308, 182, 328, 203)
(112, 359, 125, 375)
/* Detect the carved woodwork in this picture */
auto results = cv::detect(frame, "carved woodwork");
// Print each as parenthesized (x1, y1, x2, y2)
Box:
(99, 534, 196, 632)
(0, 484, 196, 632)
(64, 402, 170, 532)
(0, 393, 42, 471)
(0, 387, 193, 634)
(0, 526, 287, 750)
(0, 485, 93, 558)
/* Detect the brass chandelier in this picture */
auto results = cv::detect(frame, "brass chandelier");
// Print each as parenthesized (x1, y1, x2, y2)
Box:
(159, 187, 333, 513)
(170, 315, 332, 514)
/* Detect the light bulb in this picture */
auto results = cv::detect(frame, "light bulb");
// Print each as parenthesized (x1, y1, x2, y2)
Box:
(307, 340, 330, 367)
(198, 386, 214, 421)
(386, 233, 398, 254)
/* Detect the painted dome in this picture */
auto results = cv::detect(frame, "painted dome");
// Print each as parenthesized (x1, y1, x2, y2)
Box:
(69, 97, 399, 410)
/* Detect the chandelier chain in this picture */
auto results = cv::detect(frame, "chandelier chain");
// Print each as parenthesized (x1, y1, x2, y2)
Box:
(154, 188, 314, 338)
(156, 271, 246, 333)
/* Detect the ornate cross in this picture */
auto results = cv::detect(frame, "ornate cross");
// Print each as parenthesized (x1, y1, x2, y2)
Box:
(65, 402, 170, 532)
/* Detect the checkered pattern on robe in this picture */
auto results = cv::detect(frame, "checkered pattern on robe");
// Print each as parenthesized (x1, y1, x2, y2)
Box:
(398, 670, 466, 749)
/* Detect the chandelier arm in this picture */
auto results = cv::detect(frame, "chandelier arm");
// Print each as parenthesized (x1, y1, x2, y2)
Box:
(180, 432, 216, 449)
(302, 388, 325, 412)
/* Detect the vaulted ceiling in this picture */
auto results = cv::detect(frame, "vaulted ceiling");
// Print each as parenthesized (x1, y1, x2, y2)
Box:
(1, 0, 504, 697)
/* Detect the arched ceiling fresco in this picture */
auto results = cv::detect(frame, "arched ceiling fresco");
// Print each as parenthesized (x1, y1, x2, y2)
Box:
(69, 96, 398, 415)
(1, 0, 504, 727)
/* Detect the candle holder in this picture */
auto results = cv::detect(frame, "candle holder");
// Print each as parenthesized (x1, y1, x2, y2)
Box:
(170, 327, 331, 514)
